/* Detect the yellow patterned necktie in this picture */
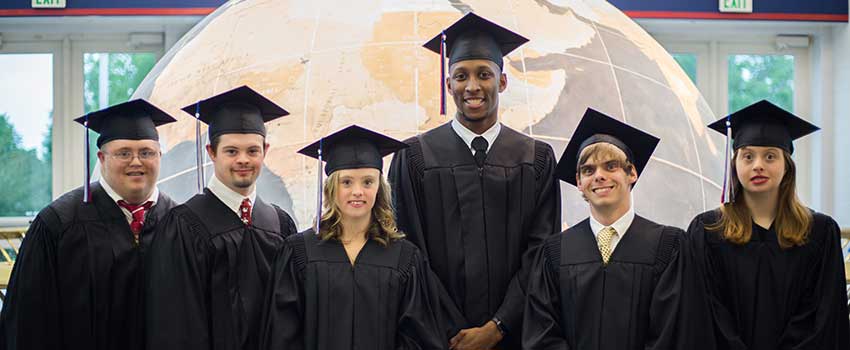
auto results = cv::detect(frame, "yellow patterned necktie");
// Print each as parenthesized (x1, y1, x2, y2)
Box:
(597, 226, 617, 264)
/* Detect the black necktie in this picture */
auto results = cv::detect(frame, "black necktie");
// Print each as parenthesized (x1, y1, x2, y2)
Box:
(472, 136, 488, 168)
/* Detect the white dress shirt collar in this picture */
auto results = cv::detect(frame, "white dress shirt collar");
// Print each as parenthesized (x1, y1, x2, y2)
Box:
(589, 204, 635, 253)
(450, 118, 501, 154)
(207, 174, 257, 218)
(99, 178, 159, 223)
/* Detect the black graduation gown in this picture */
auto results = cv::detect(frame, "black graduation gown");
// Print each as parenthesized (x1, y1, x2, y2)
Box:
(388, 122, 561, 346)
(522, 215, 684, 350)
(0, 183, 176, 350)
(145, 189, 296, 350)
(259, 230, 447, 350)
(685, 210, 850, 350)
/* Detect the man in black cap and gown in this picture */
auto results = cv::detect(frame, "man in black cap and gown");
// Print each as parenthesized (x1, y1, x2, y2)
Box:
(145, 86, 297, 350)
(522, 108, 686, 350)
(0, 100, 178, 350)
(388, 13, 561, 350)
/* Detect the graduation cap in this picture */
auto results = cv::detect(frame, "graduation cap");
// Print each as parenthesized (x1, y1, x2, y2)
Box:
(73, 99, 177, 203)
(181, 85, 289, 193)
(707, 99, 819, 203)
(423, 12, 529, 115)
(297, 125, 408, 230)
(555, 108, 660, 187)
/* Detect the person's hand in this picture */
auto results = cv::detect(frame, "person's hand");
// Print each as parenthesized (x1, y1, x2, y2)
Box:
(449, 321, 503, 350)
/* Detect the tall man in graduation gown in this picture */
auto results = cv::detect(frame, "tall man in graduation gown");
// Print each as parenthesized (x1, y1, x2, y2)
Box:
(0, 100, 178, 350)
(522, 109, 684, 350)
(145, 86, 297, 350)
(388, 13, 561, 350)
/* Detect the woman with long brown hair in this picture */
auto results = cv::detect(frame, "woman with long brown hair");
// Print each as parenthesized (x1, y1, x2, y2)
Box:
(259, 125, 447, 350)
(686, 100, 849, 350)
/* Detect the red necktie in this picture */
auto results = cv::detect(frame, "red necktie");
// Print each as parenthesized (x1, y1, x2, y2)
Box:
(117, 200, 153, 244)
(240, 198, 252, 226)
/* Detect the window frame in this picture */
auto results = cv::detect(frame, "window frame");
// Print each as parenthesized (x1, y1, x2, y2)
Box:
(0, 40, 65, 226)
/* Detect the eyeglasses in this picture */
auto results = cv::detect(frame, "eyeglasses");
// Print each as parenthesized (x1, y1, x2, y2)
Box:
(104, 150, 161, 162)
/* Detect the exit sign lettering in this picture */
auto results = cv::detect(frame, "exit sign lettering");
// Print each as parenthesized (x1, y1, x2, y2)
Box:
(32, 0, 66, 9)
(720, 0, 752, 13)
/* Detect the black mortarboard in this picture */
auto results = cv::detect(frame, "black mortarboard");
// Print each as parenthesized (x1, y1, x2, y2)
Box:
(556, 108, 660, 187)
(298, 125, 408, 176)
(74, 99, 176, 148)
(423, 12, 528, 70)
(707, 100, 819, 203)
(423, 12, 529, 115)
(182, 85, 289, 193)
(181, 85, 289, 140)
(707, 99, 818, 155)
(73, 99, 176, 202)
(298, 125, 408, 230)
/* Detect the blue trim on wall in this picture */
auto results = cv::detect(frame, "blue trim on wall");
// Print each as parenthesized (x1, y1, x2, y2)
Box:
(2, 0, 224, 9)
(1, 0, 846, 16)
(610, 0, 847, 15)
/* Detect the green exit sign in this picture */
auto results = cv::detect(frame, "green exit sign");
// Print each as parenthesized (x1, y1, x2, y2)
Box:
(32, 0, 66, 9)
(720, 0, 752, 13)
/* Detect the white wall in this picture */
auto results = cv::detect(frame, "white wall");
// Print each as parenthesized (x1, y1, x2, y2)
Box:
(831, 21, 850, 225)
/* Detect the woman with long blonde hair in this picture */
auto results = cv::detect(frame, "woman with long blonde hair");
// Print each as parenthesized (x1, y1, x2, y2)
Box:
(259, 125, 447, 350)
(686, 100, 849, 350)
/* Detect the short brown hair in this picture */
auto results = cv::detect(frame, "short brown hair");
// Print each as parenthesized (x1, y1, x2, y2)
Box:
(208, 134, 266, 154)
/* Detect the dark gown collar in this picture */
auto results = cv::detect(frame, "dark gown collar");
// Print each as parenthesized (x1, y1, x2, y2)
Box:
(184, 188, 280, 234)
(560, 215, 660, 265)
(303, 229, 402, 268)
(88, 182, 174, 222)
(89, 182, 128, 221)
(419, 122, 535, 168)
(749, 221, 775, 242)
(609, 215, 662, 265)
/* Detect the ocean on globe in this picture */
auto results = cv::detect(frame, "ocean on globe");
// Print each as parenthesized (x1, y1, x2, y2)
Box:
(134, 0, 725, 230)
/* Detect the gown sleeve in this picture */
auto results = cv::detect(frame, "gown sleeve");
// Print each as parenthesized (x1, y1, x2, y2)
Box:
(777, 215, 850, 349)
(494, 142, 561, 334)
(685, 214, 746, 350)
(388, 143, 468, 339)
(396, 244, 450, 350)
(388, 142, 427, 255)
(521, 236, 569, 350)
(145, 208, 211, 350)
(646, 227, 688, 350)
(0, 213, 63, 350)
(272, 205, 298, 238)
(259, 237, 305, 350)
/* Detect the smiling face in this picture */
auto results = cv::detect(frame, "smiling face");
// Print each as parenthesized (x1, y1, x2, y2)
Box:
(98, 139, 161, 204)
(333, 168, 381, 222)
(575, 142, 637, 216)
(735, 145, 786, 197)
(207, 133, 269, 196)
(447, 59, 507, 125)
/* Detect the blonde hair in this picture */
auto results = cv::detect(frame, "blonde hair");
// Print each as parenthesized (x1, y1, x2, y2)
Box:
(707, 150, 812, 248)
(317, 171, 405, 246)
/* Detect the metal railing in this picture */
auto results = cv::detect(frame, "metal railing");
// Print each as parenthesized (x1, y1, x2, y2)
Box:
(0, 227, 25, 301)
(0, 226, 846, 302)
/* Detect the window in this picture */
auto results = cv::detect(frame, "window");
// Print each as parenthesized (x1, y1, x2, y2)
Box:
(83, 52, 158, 171)
(0, 54, 54, 217)
(672, 53, 698, 84)
(727, 54, 795, 113)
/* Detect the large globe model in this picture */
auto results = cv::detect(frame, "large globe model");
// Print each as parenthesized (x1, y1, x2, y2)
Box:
(135, 0, 724, 230)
